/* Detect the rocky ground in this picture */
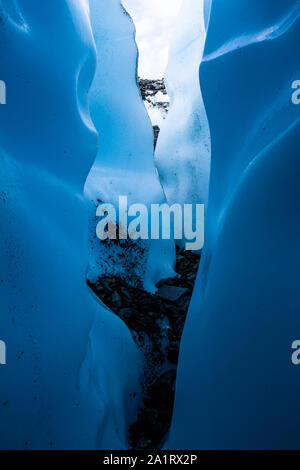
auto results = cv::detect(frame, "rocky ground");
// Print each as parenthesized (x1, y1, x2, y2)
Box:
(138, 78, 169, 148)
(88, 247, 200, 449)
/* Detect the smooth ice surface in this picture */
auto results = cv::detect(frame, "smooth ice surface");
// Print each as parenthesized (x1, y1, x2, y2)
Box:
(168, 0, 300, 449)
(155, 0, 211, 229)
(0, 0, 141, 449)
(85, 0, 176, 293)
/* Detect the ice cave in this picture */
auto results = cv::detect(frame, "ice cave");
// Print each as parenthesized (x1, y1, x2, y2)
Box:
(0, 0, 300, 452)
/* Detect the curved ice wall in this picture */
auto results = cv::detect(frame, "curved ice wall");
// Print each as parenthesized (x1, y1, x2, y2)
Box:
(155, 0, 210, 224)
(168, 0, 300, 449)
(0, 0, 141, 449)
(85, 0, 176, 293)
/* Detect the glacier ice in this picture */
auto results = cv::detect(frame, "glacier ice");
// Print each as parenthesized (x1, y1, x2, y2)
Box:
(85, 0, 176, 293)
(168, 0, 300, 449)
(155, 0, 211, 232)
(1, 0, 299, 452)
(0, 0, 141, 449)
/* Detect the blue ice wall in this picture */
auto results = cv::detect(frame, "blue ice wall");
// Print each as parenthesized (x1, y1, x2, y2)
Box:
(168, 0, 300, 449)
(0, 0, 141, 449)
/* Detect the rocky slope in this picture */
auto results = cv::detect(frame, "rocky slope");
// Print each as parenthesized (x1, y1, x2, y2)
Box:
(138, 78, 169, 148)
(89, 247, 200, 449)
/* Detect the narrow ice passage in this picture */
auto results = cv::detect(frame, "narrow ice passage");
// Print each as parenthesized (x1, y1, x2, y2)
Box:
(86, 0, 207, 448)
(0, 0, 211, 451)
(1, 0, 299, 452)
(122, 0, 211, 216)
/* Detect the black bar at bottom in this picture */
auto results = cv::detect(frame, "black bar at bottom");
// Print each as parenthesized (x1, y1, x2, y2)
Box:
(0, 450, 299, 466)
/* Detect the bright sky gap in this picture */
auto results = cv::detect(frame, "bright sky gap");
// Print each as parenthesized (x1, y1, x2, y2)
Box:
(122, 0, 183, 78)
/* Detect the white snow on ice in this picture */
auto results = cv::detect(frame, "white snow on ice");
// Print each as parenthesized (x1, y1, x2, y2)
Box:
(122, 0, 183, 78)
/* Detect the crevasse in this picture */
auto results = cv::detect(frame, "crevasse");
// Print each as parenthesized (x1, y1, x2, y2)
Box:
(1, 0, 299, 451)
